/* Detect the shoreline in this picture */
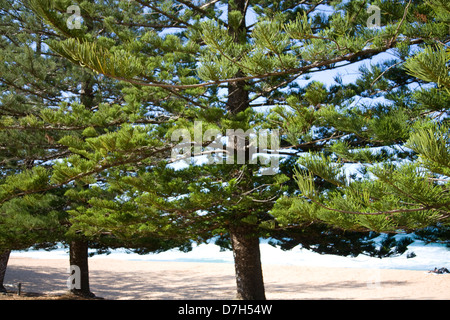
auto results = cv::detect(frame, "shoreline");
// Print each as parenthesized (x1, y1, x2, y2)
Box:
(10, 250, 448, 272)
(4, 256, 450, 300)
(9, 254, 446, 272)
(9, 240, 450, 272)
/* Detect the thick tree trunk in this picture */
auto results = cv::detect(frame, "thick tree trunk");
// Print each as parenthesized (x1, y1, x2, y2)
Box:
(69, 239, 94, 297)
(68, 64, 96, 298)
(229, 224, 266, 300)
(226, 0, 265, 300)
(0, 250, 10, 293)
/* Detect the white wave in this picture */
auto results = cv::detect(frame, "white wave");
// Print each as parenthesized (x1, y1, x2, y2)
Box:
(10, 240, 449, 271)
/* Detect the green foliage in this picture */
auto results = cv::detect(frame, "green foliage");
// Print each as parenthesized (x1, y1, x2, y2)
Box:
(280, 34, 450, 233)
(0, 192, 66, 251)
(406, 124, 450, 176)
(2, 0, 449, 262)
(49, 38, 144, 79)
(403, 45, 450, 90)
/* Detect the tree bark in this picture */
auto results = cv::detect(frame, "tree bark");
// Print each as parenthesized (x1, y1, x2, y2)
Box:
(227, 0, 249, 115)
(229, 224, 266, 300)
(0, 250, 11, 293)
(226, 0, 266, 300)
(69, 239, 94, 297)
(68, 65, 96, 298)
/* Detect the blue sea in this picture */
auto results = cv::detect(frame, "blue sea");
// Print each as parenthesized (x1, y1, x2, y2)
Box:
(11, 236, 449, 272)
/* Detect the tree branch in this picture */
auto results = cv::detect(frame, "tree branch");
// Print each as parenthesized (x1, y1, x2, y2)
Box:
(103, 38, 424, 90)
(307, 195, 450, 216)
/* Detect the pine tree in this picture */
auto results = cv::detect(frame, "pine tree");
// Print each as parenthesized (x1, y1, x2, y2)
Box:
(272, 2, 449, 238)
(0, 0, 185, 296)
(6, 0, 448, 300)
(0, 0, 72, 292)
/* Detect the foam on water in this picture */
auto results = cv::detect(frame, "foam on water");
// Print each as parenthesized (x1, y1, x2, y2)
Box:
(10, 239, 449, 271)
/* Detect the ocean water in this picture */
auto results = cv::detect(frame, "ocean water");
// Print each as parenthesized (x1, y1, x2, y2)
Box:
(10, 238, 449, 271)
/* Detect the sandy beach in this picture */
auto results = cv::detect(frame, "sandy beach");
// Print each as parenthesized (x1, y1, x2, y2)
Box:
(2, 256, 449, 300)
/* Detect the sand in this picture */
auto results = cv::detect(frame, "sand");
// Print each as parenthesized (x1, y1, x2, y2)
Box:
(2, 256, 449, 300)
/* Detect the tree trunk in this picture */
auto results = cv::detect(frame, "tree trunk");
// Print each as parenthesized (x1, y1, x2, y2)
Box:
(69, 239, 94, 297)
(229, 224, 266, 300)
(0, 250, 10, 293)
(227, 0, 249, 115)
(226, 0, 265, 300)
(68, 62, 96, 298)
